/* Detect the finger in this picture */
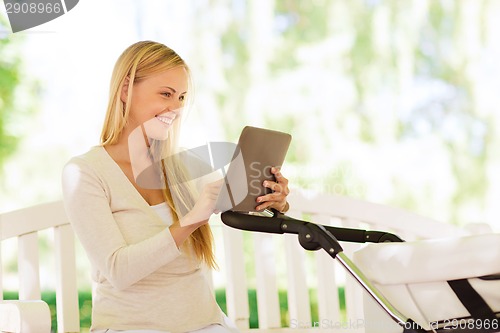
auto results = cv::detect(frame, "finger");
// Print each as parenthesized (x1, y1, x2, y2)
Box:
(255, 201, 274, 211)
(263, 181, 290, 198)
(207, 179, 224, 194)
(257, 192, 286, 204)
(256, 199, 288, 212)
(210, 178, 224, 188)
(263, 180, 284, 192)
(271, 167, 287, 183)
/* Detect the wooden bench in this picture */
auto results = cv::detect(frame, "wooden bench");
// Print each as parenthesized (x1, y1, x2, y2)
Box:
(0, 190, 461, 333)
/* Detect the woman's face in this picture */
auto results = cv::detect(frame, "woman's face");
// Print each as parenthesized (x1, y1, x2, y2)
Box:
(124, 66, 188, 140)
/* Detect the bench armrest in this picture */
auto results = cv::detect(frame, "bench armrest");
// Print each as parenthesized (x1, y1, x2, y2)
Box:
(0, 300, 51, 333)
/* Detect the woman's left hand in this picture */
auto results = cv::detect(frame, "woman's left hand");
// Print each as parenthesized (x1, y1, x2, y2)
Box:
(256, 167, 290, 212)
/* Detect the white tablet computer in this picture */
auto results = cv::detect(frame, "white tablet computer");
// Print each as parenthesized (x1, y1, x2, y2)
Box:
(216, 126, 292, 213)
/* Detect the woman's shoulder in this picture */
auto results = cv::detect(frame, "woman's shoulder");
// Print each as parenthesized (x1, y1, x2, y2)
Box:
(63, 146, 112, 177)
(65, 146, 107, 165)
(62, 146, 118, 191)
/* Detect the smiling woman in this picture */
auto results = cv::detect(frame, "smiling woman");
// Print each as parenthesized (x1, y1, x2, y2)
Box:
(60, 40, 290, 333)
(62, 41, 225, 333)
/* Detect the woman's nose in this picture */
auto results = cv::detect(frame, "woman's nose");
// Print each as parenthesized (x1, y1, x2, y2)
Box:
(166, 99, 182, 112)
(169, 100, 184, 115)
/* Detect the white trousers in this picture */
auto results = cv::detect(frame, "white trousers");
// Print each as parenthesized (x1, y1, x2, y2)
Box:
(93, 316, 239, 333)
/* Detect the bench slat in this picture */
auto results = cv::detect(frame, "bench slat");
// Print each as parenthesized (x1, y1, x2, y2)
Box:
(284, 233, 311, 325)
(312, 214, 341, 325)
(18, 233, 41, 301)
(0, 244, 3, 301)
(253, 232, 281, 329)
(222, 225, 250, 329)
(54, 224, 80, 333)
(341, 219, 365, 332)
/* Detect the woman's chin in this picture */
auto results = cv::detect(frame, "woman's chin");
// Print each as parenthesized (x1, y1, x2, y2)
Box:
(143, 122, 171, 141)
(148, 131, 169, 141)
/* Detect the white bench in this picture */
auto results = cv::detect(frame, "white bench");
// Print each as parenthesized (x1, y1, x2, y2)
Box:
(0, 190, 461, 333)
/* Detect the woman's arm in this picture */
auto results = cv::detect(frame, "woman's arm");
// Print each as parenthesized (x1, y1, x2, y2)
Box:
(62, 158, 182, 291)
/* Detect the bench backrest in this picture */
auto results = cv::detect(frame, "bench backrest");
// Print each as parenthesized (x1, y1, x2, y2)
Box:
(0, 201, 80, 332)
(0, 191, 460, 332)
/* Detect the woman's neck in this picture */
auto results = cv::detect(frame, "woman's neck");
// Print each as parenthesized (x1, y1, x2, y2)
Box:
(128, 125, 154, 180)
(105, 125, 153, 178)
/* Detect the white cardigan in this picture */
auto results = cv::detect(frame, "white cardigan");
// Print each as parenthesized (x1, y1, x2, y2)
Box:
(61, 146, 223, 332)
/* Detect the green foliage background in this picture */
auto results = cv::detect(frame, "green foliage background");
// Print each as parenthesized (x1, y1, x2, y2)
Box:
(190, 0, 499, 227)
(0, 15, 37, 175)
(0, 16, 21, 167)
(2, 0, 499, 226)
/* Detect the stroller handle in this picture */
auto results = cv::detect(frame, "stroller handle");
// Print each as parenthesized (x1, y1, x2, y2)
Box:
(220, 210, 432, 332)
(220, 210, 404, 243)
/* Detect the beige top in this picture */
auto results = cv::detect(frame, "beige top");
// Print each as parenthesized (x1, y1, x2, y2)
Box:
(61, 146, 223, 332)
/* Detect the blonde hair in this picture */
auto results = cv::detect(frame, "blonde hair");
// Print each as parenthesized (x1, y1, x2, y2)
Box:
(100, 40, 217, 269)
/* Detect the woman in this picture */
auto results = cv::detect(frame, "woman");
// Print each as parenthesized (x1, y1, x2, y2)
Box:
(61, 40, 290, 333)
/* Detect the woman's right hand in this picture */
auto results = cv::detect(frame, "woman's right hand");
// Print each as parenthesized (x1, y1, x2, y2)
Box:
(170, 179, 223, 247)
(180, 178, 224, 227)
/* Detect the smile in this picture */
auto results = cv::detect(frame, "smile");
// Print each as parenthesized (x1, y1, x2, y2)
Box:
(155, 114, 175, 125)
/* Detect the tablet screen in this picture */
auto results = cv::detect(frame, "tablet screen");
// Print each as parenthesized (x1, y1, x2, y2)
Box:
(216, 126, 292, 212)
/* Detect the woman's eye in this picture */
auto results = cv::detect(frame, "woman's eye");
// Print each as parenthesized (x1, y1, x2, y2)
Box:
(162, 92, 172, 98)
(179, 95, 185, 102)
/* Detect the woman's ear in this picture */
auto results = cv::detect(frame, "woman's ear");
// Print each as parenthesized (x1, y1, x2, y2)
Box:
(120, 76, 130, 103)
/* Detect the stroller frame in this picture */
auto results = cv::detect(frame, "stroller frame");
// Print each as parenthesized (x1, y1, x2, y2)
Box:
(221, 210, 500, 333)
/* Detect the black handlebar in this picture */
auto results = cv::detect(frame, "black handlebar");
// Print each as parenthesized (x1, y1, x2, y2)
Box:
(220, 210, 404, 244)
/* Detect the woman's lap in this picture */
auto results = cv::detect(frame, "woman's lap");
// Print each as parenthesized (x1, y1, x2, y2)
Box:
(96, 326, 235, 333)
(94, 316, 239, 333)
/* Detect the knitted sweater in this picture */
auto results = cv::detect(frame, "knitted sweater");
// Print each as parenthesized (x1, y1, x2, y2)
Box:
(61, 146, 223, 332)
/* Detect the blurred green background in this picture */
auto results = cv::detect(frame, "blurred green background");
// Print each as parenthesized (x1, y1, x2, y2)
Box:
(3, 0, 500, 228)
(2, 0, 500, 331)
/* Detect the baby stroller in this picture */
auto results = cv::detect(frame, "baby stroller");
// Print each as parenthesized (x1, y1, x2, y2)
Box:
(220, 210, 500, 333)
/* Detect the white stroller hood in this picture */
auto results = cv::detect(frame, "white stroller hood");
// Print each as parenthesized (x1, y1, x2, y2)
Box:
(353, 233, 500, 332)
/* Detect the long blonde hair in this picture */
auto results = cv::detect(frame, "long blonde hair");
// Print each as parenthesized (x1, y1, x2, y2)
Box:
(100, 40, 217, 269)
